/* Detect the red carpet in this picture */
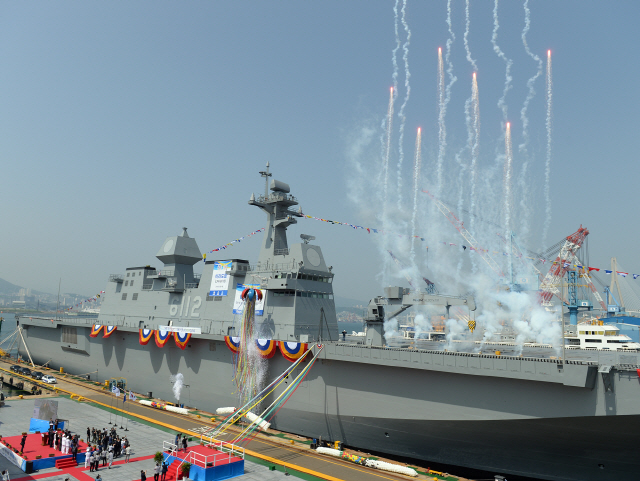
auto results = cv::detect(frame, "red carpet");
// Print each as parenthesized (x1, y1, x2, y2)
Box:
(2, 433, 87, 459)
(12, 454, 155, 481)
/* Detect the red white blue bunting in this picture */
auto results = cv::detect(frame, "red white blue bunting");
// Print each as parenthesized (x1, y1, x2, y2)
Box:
(224, 336, 240, 353)
(155, 328, 171, 348)
(255, 339, 277, 359)
(139, 329, 154, 345)
(90, 325, 103, 338)
(103, 326, 117, 338)
(174, 331, 192, 350)
(279, 341, 308, 362)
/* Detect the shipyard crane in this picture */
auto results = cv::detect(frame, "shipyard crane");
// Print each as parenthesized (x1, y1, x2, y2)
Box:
(423, 190, 504, 277)
(387, 250, 438, 294)
(567, 254, 607, 311)
(538, 226, 589, 307)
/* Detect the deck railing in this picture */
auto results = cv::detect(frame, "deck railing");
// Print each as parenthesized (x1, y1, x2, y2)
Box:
(163, 439, 244, 477)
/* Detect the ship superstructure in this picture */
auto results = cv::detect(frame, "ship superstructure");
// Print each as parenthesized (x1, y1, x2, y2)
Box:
(17, 165, 640, 481)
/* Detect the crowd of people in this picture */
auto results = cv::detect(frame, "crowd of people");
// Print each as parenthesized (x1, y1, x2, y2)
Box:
(84, 426, 131, 472)
(44, 419, 81, 460)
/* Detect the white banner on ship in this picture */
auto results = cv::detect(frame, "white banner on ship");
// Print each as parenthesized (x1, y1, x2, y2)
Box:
(232, 283, 265, 316)
(157, 326, 202, 335)
(209, 260, 232, 296)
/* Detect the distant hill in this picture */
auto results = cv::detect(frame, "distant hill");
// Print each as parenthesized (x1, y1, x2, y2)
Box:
(0, 277, 22, 294)
(335, 295, 367, 308)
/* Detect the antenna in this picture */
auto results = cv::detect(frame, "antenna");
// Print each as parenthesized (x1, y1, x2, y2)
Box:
(300, 234, 316, 244)
(259, 162, 272, 198)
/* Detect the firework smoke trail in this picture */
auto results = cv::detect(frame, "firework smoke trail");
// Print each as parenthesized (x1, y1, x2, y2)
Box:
(463, 0, 478, 72)
(516, 0, 542, 241)
(436, 48, 445, 191)
(392, 0, 400, 96)
(491, 0, 513, 122)
(410, 127, 422, 262)
(454, 92, 472, 278)
(519, 0, 543, 154)
(438, 0, 457, 197)
(462, 0, 479, 224)
(383, 87, 395, 205)
(469, 72, 480, 234)
(396, 0, 411, 210)
(504, 122, 514, 234)
(542, 50, 553, 247)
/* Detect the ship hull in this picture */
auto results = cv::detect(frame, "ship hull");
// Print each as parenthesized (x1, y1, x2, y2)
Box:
(20, 322, 640, 481)
(275, 410, 640, 481)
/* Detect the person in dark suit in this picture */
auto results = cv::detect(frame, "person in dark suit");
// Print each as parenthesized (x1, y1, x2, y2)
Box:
(20, 434, 26, 453)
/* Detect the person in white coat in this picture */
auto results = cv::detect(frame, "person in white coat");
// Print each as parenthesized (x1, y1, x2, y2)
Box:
(85, 447, 92, 468)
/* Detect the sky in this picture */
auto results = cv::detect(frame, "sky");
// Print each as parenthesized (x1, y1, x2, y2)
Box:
(2, 1, 640, 303)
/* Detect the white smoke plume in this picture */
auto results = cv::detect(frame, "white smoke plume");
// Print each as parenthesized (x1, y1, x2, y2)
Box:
(342, 0, 561, 356)
(445, 318, 468, 351)
(170, 373, 184, 401)
(413, 312, 433, 340)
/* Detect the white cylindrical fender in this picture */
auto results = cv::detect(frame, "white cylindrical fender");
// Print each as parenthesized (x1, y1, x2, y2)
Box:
(365, 459, 418, 477)
(165, 405, 189, 415)
(315, 447, 342, 458)
(244, 411, 271, 431)
(216, 407, 236, 415)
(139, 400, 153, 407)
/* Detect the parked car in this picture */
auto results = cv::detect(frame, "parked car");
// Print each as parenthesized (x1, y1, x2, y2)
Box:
(19, 367, 31, 376)
(10, 365, 20, 372)
(41, 375, 56, 384)
(31, 371, 43, 380)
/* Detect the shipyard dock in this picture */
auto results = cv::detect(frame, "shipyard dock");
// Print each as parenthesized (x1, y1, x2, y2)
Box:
(0, 358, 467, 481)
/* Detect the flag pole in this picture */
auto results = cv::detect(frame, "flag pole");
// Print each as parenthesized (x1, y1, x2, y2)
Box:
(120, 390, 125, 429)
(108, 383, 113, 424)
(124, 391, 129, 431)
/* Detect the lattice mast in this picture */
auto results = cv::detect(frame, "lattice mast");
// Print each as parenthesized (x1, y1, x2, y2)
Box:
(566, 253, 606, 311)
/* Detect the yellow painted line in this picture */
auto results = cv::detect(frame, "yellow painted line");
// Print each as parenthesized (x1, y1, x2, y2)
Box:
(245, 437, 404, 481)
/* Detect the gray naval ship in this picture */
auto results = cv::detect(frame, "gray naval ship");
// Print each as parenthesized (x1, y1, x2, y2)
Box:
(19, 165, 640, 481)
